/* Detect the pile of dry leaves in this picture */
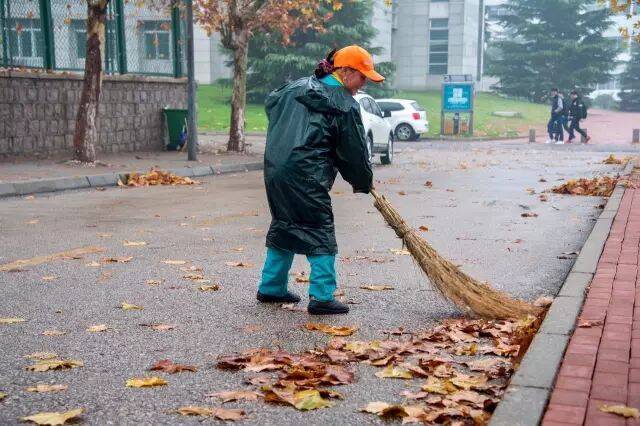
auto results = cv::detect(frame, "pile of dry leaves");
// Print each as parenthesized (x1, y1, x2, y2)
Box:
(602, 154, 629, 165)
(211, 315, 541, 424)
(551, 176, 618, 197)
(118, 169, 198, 187)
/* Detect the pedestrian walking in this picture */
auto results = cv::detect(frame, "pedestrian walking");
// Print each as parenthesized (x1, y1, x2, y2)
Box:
(256, 45, 385, 315)
(567, 90, 591, 144)
(546, 88, 565, 144)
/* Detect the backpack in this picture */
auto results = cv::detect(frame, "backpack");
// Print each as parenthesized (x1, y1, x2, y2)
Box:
(581, 102, 588, 119)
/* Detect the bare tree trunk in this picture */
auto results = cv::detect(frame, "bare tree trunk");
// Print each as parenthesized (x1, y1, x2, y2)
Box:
(228, 31, 248, 153)
(73, 0, 108, 163)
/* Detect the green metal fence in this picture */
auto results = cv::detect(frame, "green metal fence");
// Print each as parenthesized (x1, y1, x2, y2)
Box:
(0, 0, 186, 77)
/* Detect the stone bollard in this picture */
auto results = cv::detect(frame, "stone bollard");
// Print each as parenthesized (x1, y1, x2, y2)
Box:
(581, 129, 588, 143)
(633, 129, 639, 144)
(529, 128, 535, 143)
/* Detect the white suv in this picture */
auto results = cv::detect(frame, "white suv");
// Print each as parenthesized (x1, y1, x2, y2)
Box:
(353, 93, 394, 165)
(376, 99, 429, 141)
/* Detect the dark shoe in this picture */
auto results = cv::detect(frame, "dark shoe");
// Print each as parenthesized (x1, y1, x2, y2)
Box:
(308, 299, 349, 315)
(257, 291, 301, 303)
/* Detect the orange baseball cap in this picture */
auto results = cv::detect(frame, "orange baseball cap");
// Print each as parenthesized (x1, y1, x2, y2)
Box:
(333, 45, 385, 83)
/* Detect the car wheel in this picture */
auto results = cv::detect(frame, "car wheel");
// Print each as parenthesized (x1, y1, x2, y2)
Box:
(366, 133, 374, 164)
(381, 134, 393, 165)
(395, 123, 416, 142)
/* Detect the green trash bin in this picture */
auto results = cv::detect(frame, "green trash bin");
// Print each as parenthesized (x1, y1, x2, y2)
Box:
(163, 108, 188, 151)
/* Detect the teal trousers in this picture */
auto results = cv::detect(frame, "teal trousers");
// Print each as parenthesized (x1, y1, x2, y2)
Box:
(258, 247, 336, 302)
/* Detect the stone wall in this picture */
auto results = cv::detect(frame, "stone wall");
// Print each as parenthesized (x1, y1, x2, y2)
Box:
(0, 70, 187, 158)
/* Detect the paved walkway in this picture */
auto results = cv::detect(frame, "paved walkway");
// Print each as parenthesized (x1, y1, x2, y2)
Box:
(532, 108, 640, 146)
(543, 170, 640, 425)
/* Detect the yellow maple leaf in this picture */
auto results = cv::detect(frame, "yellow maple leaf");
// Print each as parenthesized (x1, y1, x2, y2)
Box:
(600, 404, 640, 418)
(126, 376, 167, 388)
(120, 302, 143, 311)
(0, 317, 26, 324)
(20, 408, 83, 425)
(305, 322, 358, 336)
(293, 389, 334, 410)
(374, 365, 413, 379)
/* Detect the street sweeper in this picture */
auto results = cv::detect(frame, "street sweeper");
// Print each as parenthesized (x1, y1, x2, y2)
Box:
(256, 45, 385, 315)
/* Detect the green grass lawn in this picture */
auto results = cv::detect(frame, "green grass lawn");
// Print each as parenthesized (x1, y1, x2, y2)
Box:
(198, 84, 548, 138)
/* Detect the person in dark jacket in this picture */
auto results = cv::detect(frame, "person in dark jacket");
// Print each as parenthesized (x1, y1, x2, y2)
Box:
(567, 90, 591, 143)
(546, 88, 565, 144)
(256, 45, 384, 315)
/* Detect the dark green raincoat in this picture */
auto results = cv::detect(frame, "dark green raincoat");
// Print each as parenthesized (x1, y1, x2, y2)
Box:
(263, 76, 373, 255)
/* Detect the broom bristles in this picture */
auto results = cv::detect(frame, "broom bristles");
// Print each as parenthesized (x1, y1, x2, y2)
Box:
(371, 189, 540, 319)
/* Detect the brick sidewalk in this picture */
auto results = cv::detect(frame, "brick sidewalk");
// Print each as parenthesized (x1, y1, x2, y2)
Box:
(543, 171, 640, 426)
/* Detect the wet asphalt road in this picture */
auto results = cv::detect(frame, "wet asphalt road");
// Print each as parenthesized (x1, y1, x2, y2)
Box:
(0, 141, 634, 425)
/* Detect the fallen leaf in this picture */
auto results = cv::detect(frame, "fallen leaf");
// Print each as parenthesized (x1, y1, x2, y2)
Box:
(231, 247, 245, 252)
(41, 276, 57, 282)
(599, 404, 640, 418)
(424, 181, 433, 188)
(578, 319, 604, 328)
(305, 322, 358, 336)
(419, 226, 429, 231)
(451, 373, 488, 390)
(20, 408, 83, 425)
(0, 392, 6, 401)
(533, 296, 553, 307)
(521, 212, 538, 218)
(389, 248, 410, 255)
(208, 390, 261, 403)
(126, 376, 167, 387)
(539, 194, 548, 202)
(199, 284, 220, 292)
(26, 384, 68, 393)
(24, 352, 58, 360)
(123, 240, 147, 247)
(42, 330, 66, 336)
(86, 324, 109, 333)
(422, 376, 457, 394)
(293, 389, 334, 410)
(0, 317, 25, 324)
(398, 191, 407, 196)
(162, 260, 188, 265)
(375, 365, 413, 379)
(225, 261, 254, 268)
(25, 219, 40, 225)
(85, 261, 101, 267)
(149, 359, 197, 374)
(103, 256, 133, 263)
(26, 359, 83, 372)
(183, 273, 205, 280)
(360, 285, 394, 291)
(140, 323, 175, 331)
(176, 406, 245, 420)
(120, 302, 143, 311)
(97, 233, 112, 238)
(145, 279, 162, 286)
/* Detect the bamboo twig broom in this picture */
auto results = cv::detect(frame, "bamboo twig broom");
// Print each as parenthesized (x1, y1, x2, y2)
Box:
(371, 189, 540, 319)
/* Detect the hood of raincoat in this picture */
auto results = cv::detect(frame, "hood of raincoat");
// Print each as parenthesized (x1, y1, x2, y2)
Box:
(263, 76, 373, 255)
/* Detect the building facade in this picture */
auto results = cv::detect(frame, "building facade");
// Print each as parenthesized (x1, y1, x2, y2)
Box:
(194, 0, 485, 91)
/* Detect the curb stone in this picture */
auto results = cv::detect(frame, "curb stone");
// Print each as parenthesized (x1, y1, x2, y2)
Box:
(489, 161, 633, 426)
(0, 161, 264, 199)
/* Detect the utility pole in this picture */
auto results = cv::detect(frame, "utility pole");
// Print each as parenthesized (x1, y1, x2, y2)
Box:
(185, 0, 198, 161)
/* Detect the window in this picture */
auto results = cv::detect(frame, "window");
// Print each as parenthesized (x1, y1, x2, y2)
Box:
(428, 18, 448, 75)
(143, 21, 171, 60)
(370, 99, 383, 117)
(359, 97, 374, 114)
(8, 19, 43, 59)
(410, 102, 424, 111)
(71, 21, 87, 59)
(378, 102, 404, 112)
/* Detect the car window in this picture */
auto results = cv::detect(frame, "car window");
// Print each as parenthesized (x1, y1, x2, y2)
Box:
(360, 98, 374, 114)
(410, 102, 425, 111)
(377, 102, 404, 112)
(369, 99, 384, 117)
